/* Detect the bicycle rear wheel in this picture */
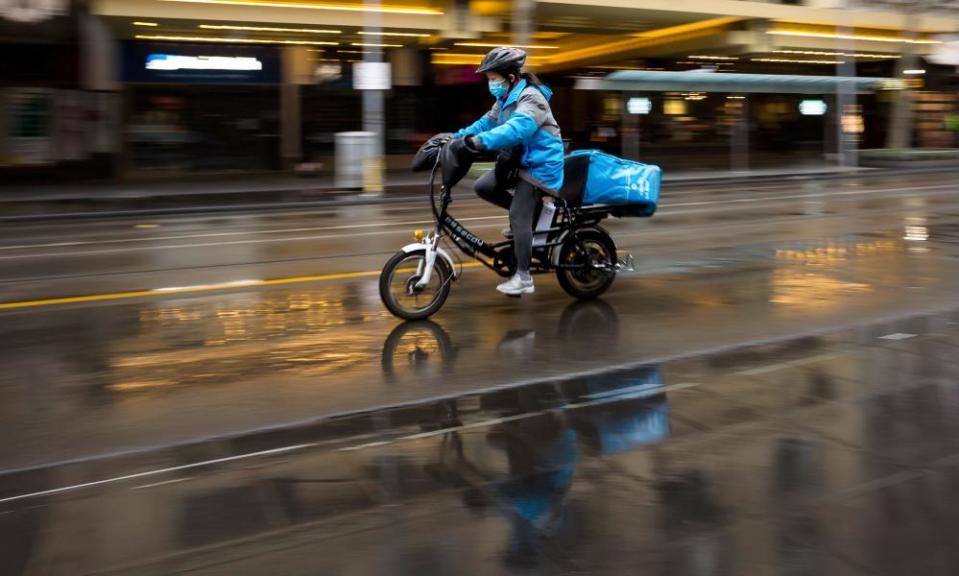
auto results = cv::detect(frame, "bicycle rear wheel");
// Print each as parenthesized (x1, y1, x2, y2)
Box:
(555, 229, 617, 300)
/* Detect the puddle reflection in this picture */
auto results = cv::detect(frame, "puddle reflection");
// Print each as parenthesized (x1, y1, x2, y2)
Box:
(374, 360, 671, 569)
(381, 299, 622, 387)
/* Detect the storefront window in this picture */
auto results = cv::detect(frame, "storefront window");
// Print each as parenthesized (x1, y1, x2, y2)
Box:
(127, 86, 279, 175)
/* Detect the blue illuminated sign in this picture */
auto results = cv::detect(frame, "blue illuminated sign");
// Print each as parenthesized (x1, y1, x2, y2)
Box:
(123, 42, 280, 84)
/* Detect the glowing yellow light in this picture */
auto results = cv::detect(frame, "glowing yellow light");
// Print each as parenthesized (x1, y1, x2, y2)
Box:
(545, 17, 740, 70)
(470, 0, 509, 15)
(432, 60, 480, 65)
(352, 42, 403, 48)
(159, 0, 443, 15)
(133, 21, 158, 26)
(358, 31, 430, 37)
(772, 49, 899, 59)
(453, 42, 559, 49)
(664, 100, 687, 115)
(432, 52, 547, 63)
(768, 29, 940, 44)
(414, 230, 425, 241)
(688, 55, 738, 61)
(135, 34, 339, 45)
(752, 57, 843, 65)
(198, 24, 341, 33)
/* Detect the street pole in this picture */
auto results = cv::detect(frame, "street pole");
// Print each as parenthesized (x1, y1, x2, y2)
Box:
(836, 9, 858, 168)
(887, 0, 923, 150)
(623, 93, 640, 161)
(732, 96, 749, 173)
(362, 0, 385, 194)
(513, 0, 533, 46)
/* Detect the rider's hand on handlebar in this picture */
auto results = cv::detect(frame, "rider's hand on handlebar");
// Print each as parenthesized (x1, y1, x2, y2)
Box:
(449, 137, 480, 162)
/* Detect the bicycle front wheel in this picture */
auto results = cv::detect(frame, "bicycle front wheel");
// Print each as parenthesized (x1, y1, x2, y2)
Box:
(379, 249, 453, 321)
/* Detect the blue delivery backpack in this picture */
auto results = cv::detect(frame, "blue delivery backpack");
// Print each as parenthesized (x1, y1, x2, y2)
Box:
(565, 149, 661, 217)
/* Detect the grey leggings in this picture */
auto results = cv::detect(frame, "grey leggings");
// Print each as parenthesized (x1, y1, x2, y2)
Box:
(475, 170, 540, 274)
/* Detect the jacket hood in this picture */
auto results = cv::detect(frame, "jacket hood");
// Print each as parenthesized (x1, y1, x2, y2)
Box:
(502, 79, 553, 108)
(537, 83, 554, 101)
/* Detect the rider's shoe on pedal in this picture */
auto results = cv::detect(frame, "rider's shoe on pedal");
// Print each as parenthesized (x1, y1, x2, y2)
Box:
(501, 226, 513, 238)
(497, 272, 534, 296)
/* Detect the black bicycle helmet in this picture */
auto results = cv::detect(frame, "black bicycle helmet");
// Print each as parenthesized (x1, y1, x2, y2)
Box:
(475, 46, 527, 74)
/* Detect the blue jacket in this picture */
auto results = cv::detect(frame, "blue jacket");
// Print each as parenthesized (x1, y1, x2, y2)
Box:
(455, 79, 565, 192)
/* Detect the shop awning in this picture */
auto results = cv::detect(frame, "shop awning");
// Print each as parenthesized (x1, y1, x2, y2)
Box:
(575, 70, 903, 94)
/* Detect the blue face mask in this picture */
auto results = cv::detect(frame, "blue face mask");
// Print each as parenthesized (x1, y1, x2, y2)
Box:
(488, 80, 509, 99)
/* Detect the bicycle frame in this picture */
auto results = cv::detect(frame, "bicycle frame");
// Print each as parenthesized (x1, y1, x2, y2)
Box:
(425, 154, 605, 279)
(405, 146, 631, 292)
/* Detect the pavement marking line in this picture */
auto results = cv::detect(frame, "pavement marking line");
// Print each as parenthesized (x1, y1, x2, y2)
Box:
(132, 476, 193, 490)
(734, 352, 843, 376)
(0, 443, 316, 505)
(878, 332, 917, 340)
(0, 214, 509, 252)
(2, 182, 955, 260)
(0, 221, 510, 261)
(0, 182, 953, 253)
(338, 380, 701, 452)
(336, 440, 391, 452)
(663, 182, 957, 209)
(0, 262, 485, 310)
(0, 185, 882, 246)
(0, 181, 754, 230)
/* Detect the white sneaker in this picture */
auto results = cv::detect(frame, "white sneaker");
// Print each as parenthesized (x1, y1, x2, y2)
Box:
(497, 273, 535, 296)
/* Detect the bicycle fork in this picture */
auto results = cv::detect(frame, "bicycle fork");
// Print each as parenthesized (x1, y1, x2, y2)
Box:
(414, 232, 440, 290)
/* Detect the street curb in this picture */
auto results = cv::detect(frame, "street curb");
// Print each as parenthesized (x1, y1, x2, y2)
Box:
(0, 164, 955, 223)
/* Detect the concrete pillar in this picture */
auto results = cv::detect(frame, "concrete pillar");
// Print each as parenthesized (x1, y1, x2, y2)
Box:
(79, 13, 119, 92)
(513, 0, 533, 46)
(389, 47, 422, 87)
(362, 0, 386, 194)
(836, 17, 859, 167)
(281, 46, 312, 171)
(887, 1, 923, 150)
(280, 84, 301, 171)
(79, 13, 122, 179)
(0, 87, 6, 162)
(732, 97, 749, 172)
(622, 93, 640, 161)
(825, 94, 840, 157)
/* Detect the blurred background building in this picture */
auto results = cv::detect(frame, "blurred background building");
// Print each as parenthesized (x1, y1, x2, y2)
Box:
(1, 0, 957, 182)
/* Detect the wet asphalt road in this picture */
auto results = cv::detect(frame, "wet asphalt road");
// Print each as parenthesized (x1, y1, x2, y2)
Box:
(3, 310, 959, 575)
(0, 171, 957, 470)
(1, 170, 959, 574)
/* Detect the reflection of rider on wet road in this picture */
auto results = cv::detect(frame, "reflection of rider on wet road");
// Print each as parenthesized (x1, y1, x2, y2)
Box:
(482, 396, 578, 569)
(381, 306, 672, 567)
